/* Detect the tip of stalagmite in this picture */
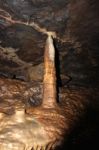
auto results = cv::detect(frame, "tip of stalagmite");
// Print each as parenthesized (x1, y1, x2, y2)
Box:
(46, 35, 53, 44)
(46, 35, 55, 62)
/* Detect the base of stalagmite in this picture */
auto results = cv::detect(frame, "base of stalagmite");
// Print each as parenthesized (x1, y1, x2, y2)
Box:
(0, 108, 51, 150)
(0, 77, 97, 150)
(0, 102, 67, 150)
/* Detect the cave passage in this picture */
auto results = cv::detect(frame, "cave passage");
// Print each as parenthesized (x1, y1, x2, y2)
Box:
(0, 0, 99, 150)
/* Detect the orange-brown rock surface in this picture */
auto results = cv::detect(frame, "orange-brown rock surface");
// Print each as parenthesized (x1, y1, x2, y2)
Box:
(0, 0, 99, 149)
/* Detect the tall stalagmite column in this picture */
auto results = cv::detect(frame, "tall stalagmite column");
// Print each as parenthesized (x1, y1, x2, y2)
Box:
(42, 35, 57, 108)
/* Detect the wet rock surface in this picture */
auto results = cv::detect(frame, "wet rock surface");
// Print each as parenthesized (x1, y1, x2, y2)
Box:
(0, 0, 99, 149)
(0, 77, 98, 150)
(0, 0, 98, 87)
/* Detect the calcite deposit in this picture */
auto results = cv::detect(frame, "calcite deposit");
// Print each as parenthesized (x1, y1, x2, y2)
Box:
(0, 0, 99, 149)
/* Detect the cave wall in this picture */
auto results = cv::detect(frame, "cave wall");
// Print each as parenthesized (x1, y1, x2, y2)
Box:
(0, 1, 99, 149)
(0, 0, 99, 87)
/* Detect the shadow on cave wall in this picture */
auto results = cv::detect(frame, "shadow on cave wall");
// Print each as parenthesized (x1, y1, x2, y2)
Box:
(56, 106, 99, 150)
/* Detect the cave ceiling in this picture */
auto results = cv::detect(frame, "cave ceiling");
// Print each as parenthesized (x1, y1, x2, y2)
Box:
(0, 0, 99, 87)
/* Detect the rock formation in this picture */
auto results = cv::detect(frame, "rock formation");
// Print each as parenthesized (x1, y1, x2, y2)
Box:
(0, 0, 99, 149)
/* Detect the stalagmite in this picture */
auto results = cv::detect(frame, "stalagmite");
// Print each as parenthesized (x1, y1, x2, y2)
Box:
(0, 35, 66, 150)
(42, 35, 57, 108)
(0, 35, 92, 150)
